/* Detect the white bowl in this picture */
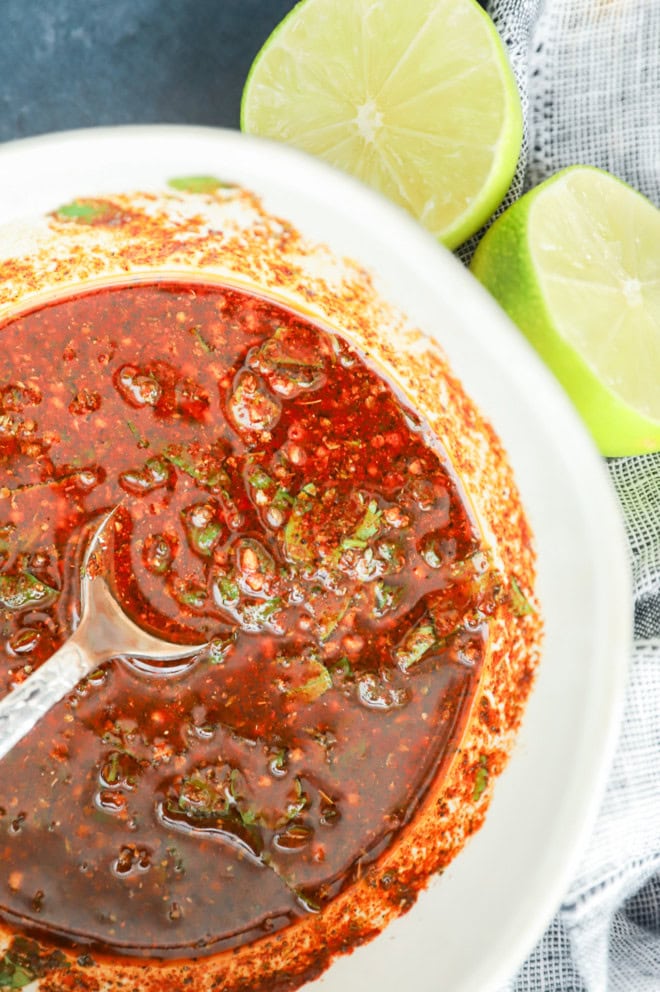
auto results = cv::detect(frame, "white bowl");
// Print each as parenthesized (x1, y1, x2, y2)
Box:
(0, 126, 630, 992)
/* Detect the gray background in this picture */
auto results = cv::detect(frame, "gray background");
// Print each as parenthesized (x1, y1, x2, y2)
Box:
(0, 0, 294, 140)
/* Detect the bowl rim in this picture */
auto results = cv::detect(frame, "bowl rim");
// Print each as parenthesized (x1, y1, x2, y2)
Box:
(0, 124, 632, 992)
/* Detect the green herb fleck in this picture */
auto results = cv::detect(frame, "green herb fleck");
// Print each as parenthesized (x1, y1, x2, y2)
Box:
(105, 751, 121, 785)
(120, 456, 169, 493)
(54, 198, 115, 223)
(341, 537, 368, 550)
(473, 755, 489, 801)
(182, 508, 222, 558)
(353, 500, 382, 542)
(373, 580, 403, 618)
(316, 595, 351, 641)
(0, 938, 68, 988)
(190, 326, 214, 353)
(269, 748, 288, 776)
(163, 444, 229, 490)
(177, 773, 227, 818)
(168, 175, 233, 194)
(216, 575, 240, 606)
(295, 889, 321, 914)
(341, 499, 383, 551)
(124, 418, 150, 448)
(285, 776, 310, 820)
(208, 633, 236, 665)
(331, 656, 353, 679)
(272, 487, 294, 509)
(0, 573, 58, 612)
(142, 534, 174, 575)
(283, 491, 315, 565)
(395, 621, 437, 672)
(0, 959, 34, 988)
(286, 659, 332, 703)
(239, 806, 259, 826)
(248, 468, 273, 491)
(171, 580, 207, 610)
(510, 577, 535, 616)
(240, 596, 283, 629)
(228, 767, 243, 803)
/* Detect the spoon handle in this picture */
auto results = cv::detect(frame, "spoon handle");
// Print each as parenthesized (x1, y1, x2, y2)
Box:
(0, 639, 94, 761)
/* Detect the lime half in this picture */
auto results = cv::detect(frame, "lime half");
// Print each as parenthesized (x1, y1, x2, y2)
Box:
(241, 0, 522, 249)
(471, 166, 660, 456)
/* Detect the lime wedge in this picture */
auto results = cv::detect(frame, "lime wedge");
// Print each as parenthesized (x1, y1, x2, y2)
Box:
(471, 166, 660, 456)
(241, 0, 522, 249)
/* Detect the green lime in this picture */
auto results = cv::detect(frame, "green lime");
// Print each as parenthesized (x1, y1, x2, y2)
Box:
(241, 0, 522, 249)
(471, 166, 660, 456)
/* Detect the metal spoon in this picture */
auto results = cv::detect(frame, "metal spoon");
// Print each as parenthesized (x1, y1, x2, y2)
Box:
(0, 508, 204, 761)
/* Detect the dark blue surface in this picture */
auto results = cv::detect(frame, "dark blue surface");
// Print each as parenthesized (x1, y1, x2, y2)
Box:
(0, 0, 296, 141)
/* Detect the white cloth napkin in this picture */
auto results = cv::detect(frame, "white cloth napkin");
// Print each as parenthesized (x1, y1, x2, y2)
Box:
(481, 2, 660, 989)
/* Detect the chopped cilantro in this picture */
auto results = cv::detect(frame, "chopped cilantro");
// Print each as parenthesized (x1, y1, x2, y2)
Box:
(163, 444, 229, 489)
(228, 767, 243, 803)
(248, 468, 273, 491)
(373, 581, 403, 618)
(181, 505, 222, 557)
(284, 654, 333, 703)
(353, 500, 382, 542)
(120, 456, 169, 494)
(240, 596, 283, 630)
(0, 939, 67, 988)
(269, 748, 288, 776)
(331, 656, 353, 678)
(510, 577, 535, 616)
(54, 198, 115, 223)
(168, 175, 233, 194)
(316, 595, 351, 641)
(0, 959, 34, 988)
(208, 633, 236, 665)
(171, 580, 207, 611)
(143, 534, 174, 575)
(395, 621, 437, 671)
(190, 325, 214, 353)
(0, 573, 58, 611)
(104, 751, 121, 785)
(285, 777, 310, 820)
(295, 889, 321, 914)
(193, 521, 222, 556)
(215, 575, 240, 605)
(283, 491, 315, 565)
(272, 487, 294, 509)
(341, 499, 383, 551)
(239, 806, 259, 826)
(341, 536, 368, 550)
(473, 755, 489, 801)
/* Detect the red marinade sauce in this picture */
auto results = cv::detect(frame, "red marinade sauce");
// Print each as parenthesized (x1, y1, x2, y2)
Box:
(0, 282, 494, 959)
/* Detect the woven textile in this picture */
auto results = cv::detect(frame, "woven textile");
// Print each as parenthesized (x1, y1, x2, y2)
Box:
(485, 2, 660, 989)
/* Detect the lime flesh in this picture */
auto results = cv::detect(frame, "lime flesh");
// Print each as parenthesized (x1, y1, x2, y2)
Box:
(471, 166, 660, 456)
(241, 0, 522, 249)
